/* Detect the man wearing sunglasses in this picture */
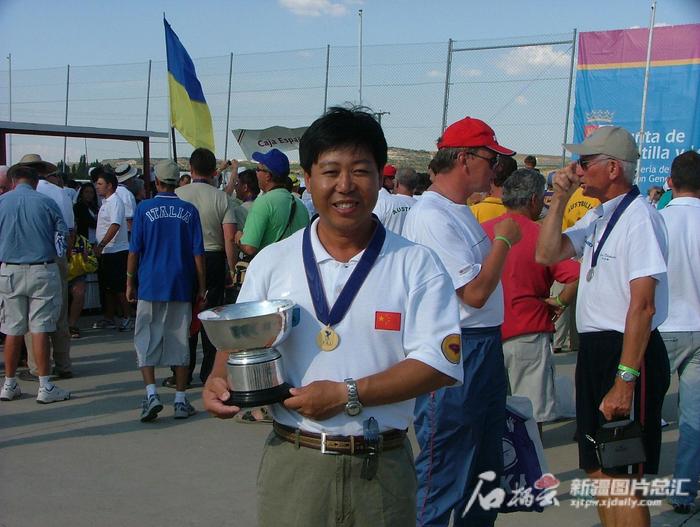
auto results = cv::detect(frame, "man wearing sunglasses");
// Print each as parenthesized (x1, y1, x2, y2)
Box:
(403, 116, 521, 527)
(537, 126, 669, 527)
(235, 148, 309, 258)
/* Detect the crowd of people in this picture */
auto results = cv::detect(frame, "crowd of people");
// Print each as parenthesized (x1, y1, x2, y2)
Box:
(0, 107, 698, 527)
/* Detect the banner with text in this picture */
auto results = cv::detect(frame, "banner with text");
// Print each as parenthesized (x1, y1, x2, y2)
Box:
(232, 126, 307, 160)
(574, 24, 700, 192)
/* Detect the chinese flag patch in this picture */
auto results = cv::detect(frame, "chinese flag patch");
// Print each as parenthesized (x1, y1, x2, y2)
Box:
(375, 311, 401, 331)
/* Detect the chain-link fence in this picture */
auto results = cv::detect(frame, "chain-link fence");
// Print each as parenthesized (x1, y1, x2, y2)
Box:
(445, 32, 576, 167)
(0, 32, 577, 167)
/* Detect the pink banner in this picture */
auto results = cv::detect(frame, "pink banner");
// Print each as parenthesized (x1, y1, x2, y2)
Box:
(578, 23, 700, 67)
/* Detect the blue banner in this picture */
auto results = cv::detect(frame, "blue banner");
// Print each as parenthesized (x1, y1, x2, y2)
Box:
(574, 24, 700, 193)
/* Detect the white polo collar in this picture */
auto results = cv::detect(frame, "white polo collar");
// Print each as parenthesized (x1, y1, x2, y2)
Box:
(310, 217, 382, 265)
(666, 196, 700, 208)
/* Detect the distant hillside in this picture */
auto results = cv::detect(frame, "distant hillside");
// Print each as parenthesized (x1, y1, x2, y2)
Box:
(100, 148, 570, 175)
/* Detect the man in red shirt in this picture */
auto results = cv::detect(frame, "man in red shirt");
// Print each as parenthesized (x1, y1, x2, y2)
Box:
(483, 168, 579, 431)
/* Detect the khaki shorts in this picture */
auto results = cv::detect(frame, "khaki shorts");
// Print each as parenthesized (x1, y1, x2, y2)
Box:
(257, 431, 417, 527)
(0, 262, 61, 335)
(134, 300, 191, 368)
(503, 332, 556, 422)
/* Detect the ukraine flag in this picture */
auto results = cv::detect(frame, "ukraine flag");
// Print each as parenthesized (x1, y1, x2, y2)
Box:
(164, 18, 215, 153)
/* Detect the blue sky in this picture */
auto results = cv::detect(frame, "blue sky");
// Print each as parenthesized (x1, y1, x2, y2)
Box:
(1, 0, 698, 68)
(1, 0, 699, 164)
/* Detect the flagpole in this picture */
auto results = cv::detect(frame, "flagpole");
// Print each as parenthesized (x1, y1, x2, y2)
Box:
(636, 0, 656, 182)
(358, 9, 363, 106)
(164, 13, 176, 161)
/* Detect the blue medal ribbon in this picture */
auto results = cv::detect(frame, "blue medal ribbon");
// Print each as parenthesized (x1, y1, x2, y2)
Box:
(589, 185, 641, 273)
(303, 217, 386, 327)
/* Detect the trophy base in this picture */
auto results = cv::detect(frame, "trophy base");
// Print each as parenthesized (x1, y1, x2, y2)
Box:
(225, 382, 293, 407)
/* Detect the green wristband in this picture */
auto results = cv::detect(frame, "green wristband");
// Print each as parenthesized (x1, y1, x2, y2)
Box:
(555, 294, 568, 308)
(617, 364, 640, 377)
(494, 235, 512, 249)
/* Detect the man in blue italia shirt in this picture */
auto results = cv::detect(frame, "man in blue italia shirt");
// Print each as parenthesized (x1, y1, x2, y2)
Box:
(126, 160, 206, 422)
(0, 164, 71, 404)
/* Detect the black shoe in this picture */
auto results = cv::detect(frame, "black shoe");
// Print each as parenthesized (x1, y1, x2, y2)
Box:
(52, 369, 74, 379)
(673, 503, 692, 514)
(17, 370, 40, 382)
(162, 376, 191, 390)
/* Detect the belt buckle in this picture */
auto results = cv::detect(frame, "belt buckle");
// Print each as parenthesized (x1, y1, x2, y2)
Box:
(320, 432, 340, 455)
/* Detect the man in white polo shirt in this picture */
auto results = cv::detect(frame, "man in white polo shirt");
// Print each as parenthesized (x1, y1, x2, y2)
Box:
(537, 126, 670, 527)
(658, 150, 700, 515)
(372, 167, 415, 235)
(204, 107, 463, 527)
(94, 169, 132, 332)
(403, 116, 520, 527)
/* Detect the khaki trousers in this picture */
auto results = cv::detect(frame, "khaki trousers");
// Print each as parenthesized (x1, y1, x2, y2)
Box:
(27, 256, 71, 373)
(257, 431, 417, 527)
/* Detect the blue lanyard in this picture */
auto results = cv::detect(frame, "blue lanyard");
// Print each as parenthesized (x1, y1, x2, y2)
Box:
(590, 186, 640, 271)
(302, 218, 385, 327)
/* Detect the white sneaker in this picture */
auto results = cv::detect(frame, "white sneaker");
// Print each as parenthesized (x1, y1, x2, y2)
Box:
(37, 384, 71, 404)
(0, 383, 21, 401)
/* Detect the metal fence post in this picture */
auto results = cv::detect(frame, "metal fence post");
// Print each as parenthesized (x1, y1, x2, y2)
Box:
(224, 52, 233, 160)
(7, 53, 11, 164)
(562, 28, 577, 167)
(323, 44, 330, 114)
(63, 64, 70, 166)
(145, 59, 152, 130)
(441, 39, 453, 134)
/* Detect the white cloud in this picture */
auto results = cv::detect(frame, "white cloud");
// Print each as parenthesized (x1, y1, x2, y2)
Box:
(278, 0, 348, 16)
(515, 95, 527, 105)
(427, 69, 443, 78)
(498, 45, 570, 75)
(456, 67, 482, 78)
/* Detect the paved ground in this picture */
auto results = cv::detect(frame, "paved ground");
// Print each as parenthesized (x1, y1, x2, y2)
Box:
(1, 318, 698, 527)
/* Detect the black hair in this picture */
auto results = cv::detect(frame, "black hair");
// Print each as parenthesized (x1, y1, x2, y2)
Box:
(414, 172, 431, 195)
(190, 148, 216, 176)
(89, 164, 113, 183)
(494, 156, 518, 187)
(524, 155, 537, 167)
(77, 182, 99, 213)
(238, 169, 260, 197)
(97, 171, 118, 191)
(670, 151, 700, 192)
(8, 164, 39, 184)
(299, 106, 387, 173)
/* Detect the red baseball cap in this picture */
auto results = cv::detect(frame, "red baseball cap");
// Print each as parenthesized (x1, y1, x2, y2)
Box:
(383, 164, 397, 177)
(437, 117, 516, 156)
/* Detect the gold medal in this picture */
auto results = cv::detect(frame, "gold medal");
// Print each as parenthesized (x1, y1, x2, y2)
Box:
(317, 325, 340, 352)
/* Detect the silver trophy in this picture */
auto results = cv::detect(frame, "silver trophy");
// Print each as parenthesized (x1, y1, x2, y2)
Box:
(198, 299, 295, 407)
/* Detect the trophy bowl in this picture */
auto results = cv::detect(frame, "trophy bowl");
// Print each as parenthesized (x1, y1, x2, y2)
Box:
(198, 299, 295, 407)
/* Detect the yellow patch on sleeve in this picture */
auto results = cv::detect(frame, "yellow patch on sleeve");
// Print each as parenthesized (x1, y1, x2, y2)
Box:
(441, 334, 462, 364)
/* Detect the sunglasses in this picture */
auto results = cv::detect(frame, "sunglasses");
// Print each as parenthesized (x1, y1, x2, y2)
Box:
(577, 157, 616, 170)
(468, 152, 499, 169)
(255, 166, 271, 174)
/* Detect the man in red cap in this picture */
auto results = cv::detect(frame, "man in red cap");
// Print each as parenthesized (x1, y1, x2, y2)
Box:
(403, 116, 521, 526)
(382, 163, 397, 193)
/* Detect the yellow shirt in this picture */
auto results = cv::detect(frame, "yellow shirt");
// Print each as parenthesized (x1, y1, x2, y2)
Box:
(469, 197, 507, 224)
(562, 188, 600, 230)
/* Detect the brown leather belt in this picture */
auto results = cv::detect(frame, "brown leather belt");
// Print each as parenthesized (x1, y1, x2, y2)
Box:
(273, 421, 407, 455)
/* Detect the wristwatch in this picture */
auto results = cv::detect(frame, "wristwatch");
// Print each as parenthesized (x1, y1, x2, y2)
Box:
(344, 378, 363, 417)
(617, 369, 637, 383)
